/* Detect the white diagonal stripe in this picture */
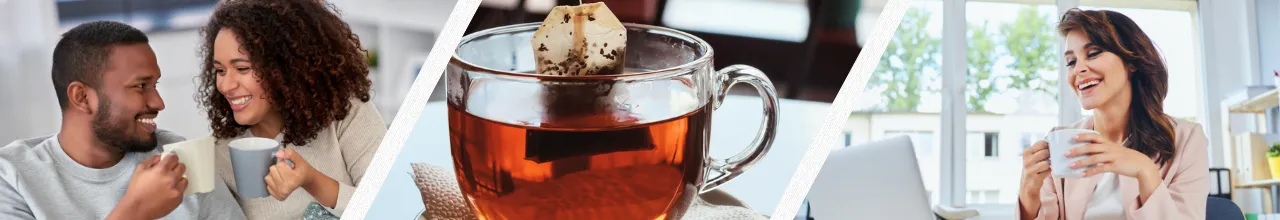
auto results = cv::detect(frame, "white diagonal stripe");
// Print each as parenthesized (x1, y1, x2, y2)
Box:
(341, 0, 481, 219)
(768, 0, 913, 219)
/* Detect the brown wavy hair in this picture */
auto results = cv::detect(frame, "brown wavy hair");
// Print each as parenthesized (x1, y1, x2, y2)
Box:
(1058, 8, 1175, 165)
(197, 0, 372, 146)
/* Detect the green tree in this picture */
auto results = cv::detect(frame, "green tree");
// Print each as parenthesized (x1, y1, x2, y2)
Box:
(967, 21, 999, 113)
(1001, 6, 1058, 97)
(873, 8, 939, 111)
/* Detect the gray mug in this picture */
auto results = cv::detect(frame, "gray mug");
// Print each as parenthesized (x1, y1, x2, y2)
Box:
(228, 137, 282, 198)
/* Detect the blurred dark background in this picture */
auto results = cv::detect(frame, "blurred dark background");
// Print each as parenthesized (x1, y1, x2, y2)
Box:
(465, 0, 870, 103)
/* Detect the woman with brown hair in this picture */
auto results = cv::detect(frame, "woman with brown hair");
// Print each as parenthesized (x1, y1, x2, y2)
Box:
(196, 0, 386, 219)
(1016, 8, 1208, 220)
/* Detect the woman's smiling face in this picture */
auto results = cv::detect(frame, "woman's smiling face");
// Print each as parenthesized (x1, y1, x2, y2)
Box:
(1064, 30, 1132, 111)
(212, 28, 273, 126)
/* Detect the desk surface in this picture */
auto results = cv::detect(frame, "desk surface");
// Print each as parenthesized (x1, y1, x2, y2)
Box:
(363, 95, 835, 219)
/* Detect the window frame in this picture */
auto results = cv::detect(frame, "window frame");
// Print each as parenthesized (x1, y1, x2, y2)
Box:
(933, 0, 1203, 213)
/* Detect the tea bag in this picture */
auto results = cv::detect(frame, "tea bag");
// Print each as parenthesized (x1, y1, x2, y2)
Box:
(526, 2, 650, 164)
(532, 2, 626, 76)
(530, 2, 629, 119)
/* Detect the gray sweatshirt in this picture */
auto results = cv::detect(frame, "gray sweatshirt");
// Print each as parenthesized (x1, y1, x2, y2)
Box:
(0, 130, 247, 220)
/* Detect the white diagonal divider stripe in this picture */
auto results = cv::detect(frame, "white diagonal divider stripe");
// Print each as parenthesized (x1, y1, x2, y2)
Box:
(342, 0, 481, 219)
(768, 0, 912, 219)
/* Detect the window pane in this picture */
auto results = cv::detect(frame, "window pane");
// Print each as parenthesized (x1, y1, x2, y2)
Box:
(964, 1, 1058, 205)
(1074, 6, 1203, 124)
(985, 133, 999, 158)
(847, 0, 942, 206)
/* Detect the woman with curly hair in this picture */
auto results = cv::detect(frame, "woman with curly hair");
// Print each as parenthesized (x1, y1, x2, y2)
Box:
(196, 0, 385, 218)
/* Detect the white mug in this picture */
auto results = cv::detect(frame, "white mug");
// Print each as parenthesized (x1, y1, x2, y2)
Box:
(1046, 129, 1100, 179)
(161, 136, 217, 195)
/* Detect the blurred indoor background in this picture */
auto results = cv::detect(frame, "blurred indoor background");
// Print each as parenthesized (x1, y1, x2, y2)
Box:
(423, 0, 882, 103)
(0, 0, 457, 143)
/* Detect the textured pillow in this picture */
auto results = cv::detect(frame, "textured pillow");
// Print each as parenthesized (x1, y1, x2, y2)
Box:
(411, 163, 478, 220)
(303, 202, 340, 220)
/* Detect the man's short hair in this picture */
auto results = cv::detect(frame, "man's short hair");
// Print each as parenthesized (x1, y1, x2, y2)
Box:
(51, 21, 149, 110)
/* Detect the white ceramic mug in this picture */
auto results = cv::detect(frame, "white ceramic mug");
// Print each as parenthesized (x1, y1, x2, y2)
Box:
(161, 136, 217, 195)
(1047, 129, 1100, 179)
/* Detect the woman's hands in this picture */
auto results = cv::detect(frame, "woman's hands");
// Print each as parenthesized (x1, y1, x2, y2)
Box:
(1019, 141, 1051, 219)
(1065, 132, 1162, 203)
(265, 148, 308, 200)
(263, 148, 341, 207)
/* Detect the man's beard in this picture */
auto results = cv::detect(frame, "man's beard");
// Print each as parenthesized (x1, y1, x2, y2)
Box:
(91, 95, 157, 153)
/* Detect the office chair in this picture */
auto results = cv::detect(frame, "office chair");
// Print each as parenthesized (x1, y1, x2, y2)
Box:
(1206, 196, 1245, 220)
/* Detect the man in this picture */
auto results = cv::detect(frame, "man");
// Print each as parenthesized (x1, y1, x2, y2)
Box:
(0, 21, 246, 219)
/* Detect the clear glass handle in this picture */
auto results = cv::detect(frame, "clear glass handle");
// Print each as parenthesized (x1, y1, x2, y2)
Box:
(701, 64, 779, 193)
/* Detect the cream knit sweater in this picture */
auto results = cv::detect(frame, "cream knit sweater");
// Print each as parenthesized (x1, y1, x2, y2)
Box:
(214, 100, 386, 219)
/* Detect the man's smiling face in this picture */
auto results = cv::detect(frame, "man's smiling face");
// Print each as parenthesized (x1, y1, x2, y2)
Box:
(91, 43, 165, 153)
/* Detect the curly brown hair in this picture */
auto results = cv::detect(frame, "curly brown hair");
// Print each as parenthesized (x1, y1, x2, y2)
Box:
(197, 0, 372, 146)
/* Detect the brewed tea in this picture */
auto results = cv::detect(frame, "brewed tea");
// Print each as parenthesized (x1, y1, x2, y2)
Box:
(448, 104, 709, 220)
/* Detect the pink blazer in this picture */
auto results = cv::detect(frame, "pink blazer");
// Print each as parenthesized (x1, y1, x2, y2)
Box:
(1016, 117, 1209, 220)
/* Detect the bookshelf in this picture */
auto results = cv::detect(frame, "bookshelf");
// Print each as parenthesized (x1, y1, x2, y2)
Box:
(1225, 86, 1280, 215)
(1231, 89, 1280, 113)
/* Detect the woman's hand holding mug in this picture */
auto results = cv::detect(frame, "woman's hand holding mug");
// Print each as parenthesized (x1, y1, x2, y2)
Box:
(265, 148, 304, 200)
(263, 148, 342, 207)
(1064, 133, 1162, 203)
(265, 148, 316, 200)
(1018, 140, 1051, 219)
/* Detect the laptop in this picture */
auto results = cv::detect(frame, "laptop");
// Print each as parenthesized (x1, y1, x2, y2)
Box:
(804, 135, 934, 219)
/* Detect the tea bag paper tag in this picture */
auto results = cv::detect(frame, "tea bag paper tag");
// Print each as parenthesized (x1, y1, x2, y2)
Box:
(532, 2, 626, 76)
